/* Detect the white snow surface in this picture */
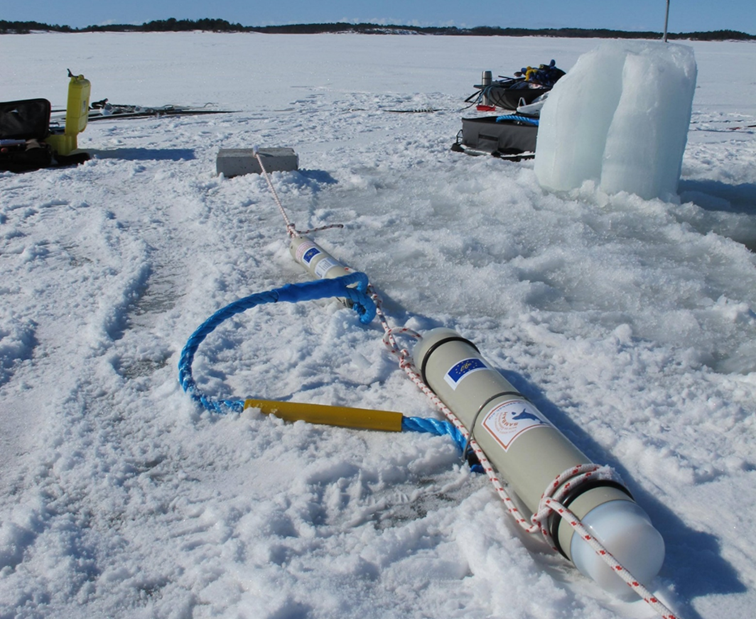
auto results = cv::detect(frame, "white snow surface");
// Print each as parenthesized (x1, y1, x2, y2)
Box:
(1, 33, 755, 619)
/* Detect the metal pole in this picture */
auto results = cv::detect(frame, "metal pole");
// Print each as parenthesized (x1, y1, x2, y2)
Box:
(663, 0, 670, 42)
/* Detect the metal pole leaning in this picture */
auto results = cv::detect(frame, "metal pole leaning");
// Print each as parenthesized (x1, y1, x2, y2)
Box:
(663, 0, 671, 42)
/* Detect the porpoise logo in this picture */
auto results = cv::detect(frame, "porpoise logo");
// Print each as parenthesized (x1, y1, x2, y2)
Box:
(482, 400, 550, 451)
(444, 357, 488, 390)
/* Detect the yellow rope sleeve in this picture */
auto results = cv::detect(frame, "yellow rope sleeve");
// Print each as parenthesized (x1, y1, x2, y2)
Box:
(244, 399, 404, 432)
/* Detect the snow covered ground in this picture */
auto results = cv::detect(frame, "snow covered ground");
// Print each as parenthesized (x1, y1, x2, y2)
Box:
(1, 32, 755, 619)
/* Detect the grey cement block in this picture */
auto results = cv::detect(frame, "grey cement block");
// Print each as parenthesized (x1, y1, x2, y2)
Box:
(217, 147, 299, 177)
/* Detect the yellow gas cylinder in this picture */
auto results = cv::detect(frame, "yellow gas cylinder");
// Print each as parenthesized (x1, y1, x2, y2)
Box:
(63, 73, 91, 136)
(46, 72, 91, 156)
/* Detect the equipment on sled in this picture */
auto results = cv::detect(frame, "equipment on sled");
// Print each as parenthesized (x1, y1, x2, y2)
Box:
(87, 99, 234, 122)
(467, 60, 564, 112)
(516, 91, 550, 117)
(0, 99, 54, 172)
(1, 70, 90, 172)
(454, 62, 562, 160)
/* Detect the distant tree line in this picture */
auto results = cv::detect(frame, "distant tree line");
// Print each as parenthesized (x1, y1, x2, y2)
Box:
(1, 18, 753, 41)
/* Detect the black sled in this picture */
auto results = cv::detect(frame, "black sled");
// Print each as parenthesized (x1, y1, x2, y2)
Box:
(452, 116, 538, 160)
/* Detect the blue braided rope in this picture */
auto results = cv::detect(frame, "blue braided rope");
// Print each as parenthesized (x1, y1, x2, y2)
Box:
(402, 416, 466, 452)
(178, 273, 478, 469)
(495, 114, 539, 126)
(403, 416, 484, 472)
(178, 273, 376, 414)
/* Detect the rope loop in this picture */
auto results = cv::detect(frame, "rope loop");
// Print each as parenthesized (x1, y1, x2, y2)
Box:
(530, 464, 678, 619)
(369, 284, 421, 367)
(296, 223, 345, 236)
(529, 464, 620, 546)
(178, 274, 376, 413)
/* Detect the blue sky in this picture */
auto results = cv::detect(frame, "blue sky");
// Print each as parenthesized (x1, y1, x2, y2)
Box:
(2, 0, 754, 34)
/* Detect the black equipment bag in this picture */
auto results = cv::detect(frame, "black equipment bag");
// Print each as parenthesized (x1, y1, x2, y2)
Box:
(458, 116, 538, 157)
(0, 99, 51, 140)
(484, 86, 550, 112)
(0, 139, 54, 173)
(0, 98, 90, 172)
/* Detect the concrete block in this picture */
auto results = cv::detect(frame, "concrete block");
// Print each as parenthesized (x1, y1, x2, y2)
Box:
(216, 147, 298, 177)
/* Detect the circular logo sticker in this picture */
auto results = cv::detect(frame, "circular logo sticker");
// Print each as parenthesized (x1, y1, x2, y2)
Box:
(482, 400, 550, 451)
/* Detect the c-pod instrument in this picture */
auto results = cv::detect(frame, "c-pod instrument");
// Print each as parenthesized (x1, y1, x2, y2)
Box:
(414, 328, 666, 597)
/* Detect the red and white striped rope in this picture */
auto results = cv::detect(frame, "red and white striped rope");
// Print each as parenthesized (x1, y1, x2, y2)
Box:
(369, 285, 538, 530)
(254, 150, 298, 238)
(255, 151, 345, 239)
(370, 287, 678, 619)
(544, 496, 678, 618)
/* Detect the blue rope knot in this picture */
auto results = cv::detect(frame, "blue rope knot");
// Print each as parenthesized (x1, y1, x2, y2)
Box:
(275, 272, 375, 324)
(178, 273, 377, 413)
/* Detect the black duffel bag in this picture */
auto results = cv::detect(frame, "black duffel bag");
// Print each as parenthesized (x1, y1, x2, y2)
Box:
(1, 99, 54, 172)
(1, 98, 51, 140)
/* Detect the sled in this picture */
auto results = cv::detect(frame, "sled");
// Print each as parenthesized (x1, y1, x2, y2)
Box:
(452, 116, 537, 160)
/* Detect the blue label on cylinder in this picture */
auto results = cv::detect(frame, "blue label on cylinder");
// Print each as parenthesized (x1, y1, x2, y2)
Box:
(444, 358, 488, 390)
(303, 247, 321, 264)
